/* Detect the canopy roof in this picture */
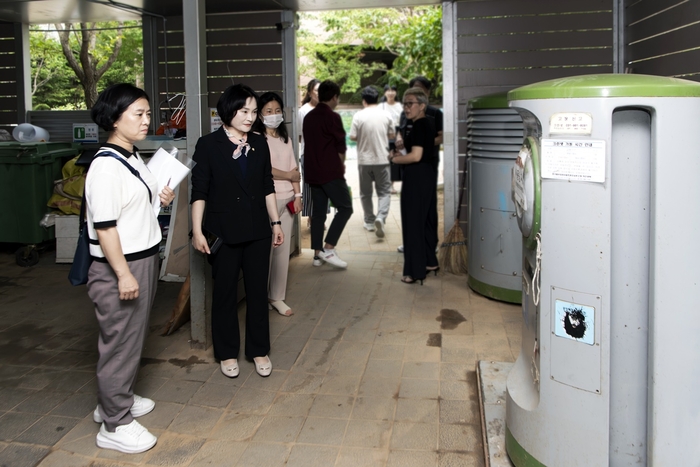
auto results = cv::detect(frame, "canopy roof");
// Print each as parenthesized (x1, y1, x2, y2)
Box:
(0, 0, 441, 23)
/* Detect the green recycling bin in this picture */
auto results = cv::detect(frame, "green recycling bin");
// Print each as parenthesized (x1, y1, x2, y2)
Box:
(0, 142, 81, 248)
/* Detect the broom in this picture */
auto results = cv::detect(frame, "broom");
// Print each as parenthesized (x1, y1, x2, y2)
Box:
(438, 163, 468, 274)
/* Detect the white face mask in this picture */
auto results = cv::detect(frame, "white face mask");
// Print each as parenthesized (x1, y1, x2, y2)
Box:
(263, 114, 284, 129)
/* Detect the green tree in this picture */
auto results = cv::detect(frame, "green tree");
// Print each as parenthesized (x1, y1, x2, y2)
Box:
(55, 22, 129, 108)
(298, 7, 442, 98)
(101, 23, 144, 89)
(30, 22, 143, 109)
(29, 26, 84, 109)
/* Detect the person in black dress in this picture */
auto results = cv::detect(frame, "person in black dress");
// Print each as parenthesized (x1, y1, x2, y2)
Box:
(390, 87, 438, 284)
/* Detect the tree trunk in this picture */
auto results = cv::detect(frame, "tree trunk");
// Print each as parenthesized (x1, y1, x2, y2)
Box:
(54, 22, 125, 109)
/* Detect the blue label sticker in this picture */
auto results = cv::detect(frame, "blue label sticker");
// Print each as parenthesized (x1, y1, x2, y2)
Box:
(554, 300, 595, 345)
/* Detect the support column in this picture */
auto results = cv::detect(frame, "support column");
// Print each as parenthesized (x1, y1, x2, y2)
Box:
(280, 10, 301, 254)
(184, 0, 211, 349)
(442, 1, 458, 234)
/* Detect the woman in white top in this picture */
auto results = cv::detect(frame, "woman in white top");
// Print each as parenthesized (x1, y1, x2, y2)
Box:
(86, 83, 175, 454)
(380, 84, 403, 193)
(380, 84, 403, 128)
(255, 92, 301, 317)
(298, 79, 320, 218)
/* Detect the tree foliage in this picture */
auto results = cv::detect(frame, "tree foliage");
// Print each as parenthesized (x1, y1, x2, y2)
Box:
(298, 7, 442, 98)
(30, 22, 143, 110)
(29, 26, 83, 109)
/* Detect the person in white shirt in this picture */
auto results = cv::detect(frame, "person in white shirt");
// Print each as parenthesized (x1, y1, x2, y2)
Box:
(349, 86, 395, 238)
(298, 79, 320, 219)
(86, 83, 175, 454)
(380, 84, 403, 195)
(379, 84, 402, 129)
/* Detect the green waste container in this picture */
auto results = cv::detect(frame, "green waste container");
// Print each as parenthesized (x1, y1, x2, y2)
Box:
(0, 142, 82, 248)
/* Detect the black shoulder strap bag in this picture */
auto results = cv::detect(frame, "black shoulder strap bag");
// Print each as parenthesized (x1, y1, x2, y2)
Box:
(68, 151, 152, 286)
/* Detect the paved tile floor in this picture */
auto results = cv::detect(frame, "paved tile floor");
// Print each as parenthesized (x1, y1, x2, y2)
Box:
(0, 165, 521, 467)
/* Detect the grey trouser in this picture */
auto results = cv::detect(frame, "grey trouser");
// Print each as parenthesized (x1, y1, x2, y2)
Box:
(358, 164, 391, 224)
(87, 254, 159, 432)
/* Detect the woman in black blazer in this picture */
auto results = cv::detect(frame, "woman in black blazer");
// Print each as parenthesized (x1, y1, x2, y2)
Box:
(191, 84, 284, 378)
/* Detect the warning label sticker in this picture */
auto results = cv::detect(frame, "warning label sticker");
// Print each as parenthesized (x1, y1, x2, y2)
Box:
(554, 300, 595, 345)
(549, 112, 593, 135)
(541, 139, 606, 183)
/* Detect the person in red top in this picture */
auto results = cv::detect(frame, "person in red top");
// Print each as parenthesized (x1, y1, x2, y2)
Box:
(302, 80, 353, 269)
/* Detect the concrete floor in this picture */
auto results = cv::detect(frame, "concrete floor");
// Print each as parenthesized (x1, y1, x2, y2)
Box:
(0, 167, 522, 467)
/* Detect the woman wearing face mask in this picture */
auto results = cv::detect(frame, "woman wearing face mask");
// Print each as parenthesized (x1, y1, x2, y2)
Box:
(254, 92, 300, 317)
(191, 84, 284, 379)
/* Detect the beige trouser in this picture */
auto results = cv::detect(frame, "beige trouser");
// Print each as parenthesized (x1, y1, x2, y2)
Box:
(268, 196, 295, 301)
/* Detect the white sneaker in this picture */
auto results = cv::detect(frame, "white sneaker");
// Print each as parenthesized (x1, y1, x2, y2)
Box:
(374, 218, 385, 238)
(313, 255, 323, 267)
(96, 419, 157, 454)
(93, 395, 155, 424)
(319, 249, 347, 269)
(397, 245, 404, 253)
(363, 223, 376, 232)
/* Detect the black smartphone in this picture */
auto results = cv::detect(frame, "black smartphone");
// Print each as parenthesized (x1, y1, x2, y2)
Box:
(389, 141, 396, 150)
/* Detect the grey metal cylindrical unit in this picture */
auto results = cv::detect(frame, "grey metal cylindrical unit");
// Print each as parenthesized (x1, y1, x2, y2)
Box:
(505, 74, 700, 467)
(467, 93, 525, 303)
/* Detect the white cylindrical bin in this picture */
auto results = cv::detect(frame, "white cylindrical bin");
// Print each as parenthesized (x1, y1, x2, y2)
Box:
(505, 74, 700, 466)
(13, 123, 50, 142)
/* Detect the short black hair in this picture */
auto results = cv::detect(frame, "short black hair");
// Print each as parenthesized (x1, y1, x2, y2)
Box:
(361, 86, 379, 104)
(217, 84, 258, 126)
(408, 76, 432, 91)
(254, 91, 289, 144)
(318, 80, 340, 103)
(383, 84, 398, 92)
(91, 83, 150, 132)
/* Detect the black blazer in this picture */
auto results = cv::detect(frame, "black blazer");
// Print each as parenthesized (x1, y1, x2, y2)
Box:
(191, 127, 275, 244)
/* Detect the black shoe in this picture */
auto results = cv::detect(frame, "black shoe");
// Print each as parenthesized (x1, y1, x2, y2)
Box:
(401, 276, 423, 285)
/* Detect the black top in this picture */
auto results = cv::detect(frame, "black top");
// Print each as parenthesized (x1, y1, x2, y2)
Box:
(402, 117, 436, 167)
(400, 105, 442, 169)
(190, 127, 275, 244)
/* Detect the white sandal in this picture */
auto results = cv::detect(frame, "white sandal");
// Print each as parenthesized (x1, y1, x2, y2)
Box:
(269, 300, 293, 317)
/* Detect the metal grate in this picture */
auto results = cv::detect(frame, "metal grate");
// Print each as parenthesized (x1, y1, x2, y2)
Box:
(625, 0, 700, 82)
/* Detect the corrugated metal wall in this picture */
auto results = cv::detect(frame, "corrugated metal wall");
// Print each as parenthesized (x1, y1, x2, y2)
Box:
(455, 0, 614, 227)
(625, 0, 700, 82)
(155, 11, 284, 115)
(0, 22, 21, 135)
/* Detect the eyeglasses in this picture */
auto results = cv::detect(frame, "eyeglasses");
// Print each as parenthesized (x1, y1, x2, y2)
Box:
(403, 101, 419, 108)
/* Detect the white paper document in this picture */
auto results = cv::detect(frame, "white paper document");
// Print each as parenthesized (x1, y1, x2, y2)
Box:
(147, 147, 192, 216)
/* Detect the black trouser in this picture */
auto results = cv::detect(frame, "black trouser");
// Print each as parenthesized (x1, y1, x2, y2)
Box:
(310, 178, 353, 251)
(401, 164, 438, 280)
(211, 237, 271, 361)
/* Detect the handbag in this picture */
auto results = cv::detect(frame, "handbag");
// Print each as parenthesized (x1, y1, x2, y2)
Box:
(68, 151, 153, 286)
(67, 198, 92, 286)
(286, 199, 297, 214)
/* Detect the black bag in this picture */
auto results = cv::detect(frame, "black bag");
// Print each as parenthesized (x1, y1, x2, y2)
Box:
(188, 227, 223, 255)
(204, 228, 223, 255)
(67, 216, 92, 286)
(68, 151, 153, 286)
